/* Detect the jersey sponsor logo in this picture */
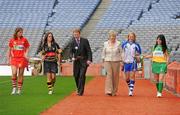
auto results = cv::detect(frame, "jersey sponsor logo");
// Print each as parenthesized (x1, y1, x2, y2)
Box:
(46, 52, 56, 57)
(153, 51, 164, 57)
(153, 50, 166, 62)
(13, 45, 24, 50)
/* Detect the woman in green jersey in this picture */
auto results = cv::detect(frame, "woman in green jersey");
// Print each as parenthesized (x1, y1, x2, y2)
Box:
(144, 34, 169, 97)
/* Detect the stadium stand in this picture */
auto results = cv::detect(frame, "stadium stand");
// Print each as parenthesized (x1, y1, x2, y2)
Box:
(45, 0, 101, 49)
(0, 0, 180, 64)
(87, 0, 180, 63)
(0, 0, 55, 64)
(88, 0, 157, 63)
(120, 0, 180, 62)
(0, 0, 101, 64)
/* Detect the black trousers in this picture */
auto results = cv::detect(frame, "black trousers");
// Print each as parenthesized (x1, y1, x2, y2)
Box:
(73, 60, 88, 95)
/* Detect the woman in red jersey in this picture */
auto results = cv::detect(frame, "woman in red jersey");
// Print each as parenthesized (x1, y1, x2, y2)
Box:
(7, 27, 30, 95)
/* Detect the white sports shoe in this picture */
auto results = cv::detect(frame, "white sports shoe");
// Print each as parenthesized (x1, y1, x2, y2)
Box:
(129, 91, 133, 96)
(48, 90, 53, 95)
(157, 92, 162, 98)
(17, 89, 21, 95)
(11, 88, 16, 95)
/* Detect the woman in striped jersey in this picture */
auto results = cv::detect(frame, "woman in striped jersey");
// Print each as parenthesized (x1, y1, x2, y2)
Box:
(40, 32, 62, 94)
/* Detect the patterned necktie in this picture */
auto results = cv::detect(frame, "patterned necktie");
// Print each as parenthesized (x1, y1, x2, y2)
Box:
(76, 39, 80, 46)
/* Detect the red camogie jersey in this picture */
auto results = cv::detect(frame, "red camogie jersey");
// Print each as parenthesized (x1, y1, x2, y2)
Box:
(9, 37, 30, 68)
(9, 37, 30, 58)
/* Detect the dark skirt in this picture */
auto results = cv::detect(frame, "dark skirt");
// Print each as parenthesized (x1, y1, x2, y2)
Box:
(44, 61, 58, 73)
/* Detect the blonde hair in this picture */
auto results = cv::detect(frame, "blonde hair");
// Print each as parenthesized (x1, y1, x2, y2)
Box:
(108, 30, 117, 38)
(127, 32, 136, 41)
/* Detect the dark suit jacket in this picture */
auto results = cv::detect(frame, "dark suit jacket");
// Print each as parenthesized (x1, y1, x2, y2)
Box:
(70, 37, 92, 62)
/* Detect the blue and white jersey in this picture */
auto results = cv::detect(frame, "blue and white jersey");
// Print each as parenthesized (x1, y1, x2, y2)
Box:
(122, 41, 141, 63)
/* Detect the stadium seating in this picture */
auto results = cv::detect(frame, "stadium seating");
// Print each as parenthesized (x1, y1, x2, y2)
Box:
(0, 0, 55, 64)
(0, 0, 179, 64)
(0, 0, 101, 64)
(89, 0, 158, 63)
(46, 0, 101, 48)
(120, 0, 180, 62)
(87, 0, 180, 63)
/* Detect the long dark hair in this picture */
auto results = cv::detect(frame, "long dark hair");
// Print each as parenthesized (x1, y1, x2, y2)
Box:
(43, 32, 55, 45)
(154, 34, 167, 54)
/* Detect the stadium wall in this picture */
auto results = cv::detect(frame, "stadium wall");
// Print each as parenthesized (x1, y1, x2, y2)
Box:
(165, 61, 180, 95)
(0, 65, 32, 76)
(61, 63, 103, 76)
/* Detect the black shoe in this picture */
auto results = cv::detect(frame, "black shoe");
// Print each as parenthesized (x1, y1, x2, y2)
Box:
(106, 93, 112, 96)
(77, 93, 83, 96)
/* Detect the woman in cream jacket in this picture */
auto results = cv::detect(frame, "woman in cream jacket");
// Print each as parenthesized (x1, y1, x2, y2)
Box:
(102, 30, 123, 96)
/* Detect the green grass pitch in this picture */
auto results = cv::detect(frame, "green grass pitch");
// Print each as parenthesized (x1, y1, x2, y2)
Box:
(0, 76, 92, 115)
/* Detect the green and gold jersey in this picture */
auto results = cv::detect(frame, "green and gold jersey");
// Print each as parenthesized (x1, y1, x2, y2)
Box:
(152, 45, 169, 63)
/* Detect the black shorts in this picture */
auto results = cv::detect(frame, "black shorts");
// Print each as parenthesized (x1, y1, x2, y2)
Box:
(44, 61, 58, 73)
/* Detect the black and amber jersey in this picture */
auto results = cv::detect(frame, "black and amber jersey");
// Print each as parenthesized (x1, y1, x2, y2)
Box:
(41, 42, 60, 62)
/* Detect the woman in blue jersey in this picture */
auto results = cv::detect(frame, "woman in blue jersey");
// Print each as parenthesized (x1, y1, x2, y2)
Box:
(122, 32, 141, 96)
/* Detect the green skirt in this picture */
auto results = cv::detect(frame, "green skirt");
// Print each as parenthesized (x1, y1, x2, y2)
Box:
(152, 62, 167, 74)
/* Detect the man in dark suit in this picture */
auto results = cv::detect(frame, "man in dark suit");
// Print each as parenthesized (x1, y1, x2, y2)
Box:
(70, 29, 92, 96)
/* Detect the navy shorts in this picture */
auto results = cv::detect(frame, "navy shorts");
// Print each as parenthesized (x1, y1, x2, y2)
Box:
(44, 61, 58, 73)
(124, 62, 137, 72)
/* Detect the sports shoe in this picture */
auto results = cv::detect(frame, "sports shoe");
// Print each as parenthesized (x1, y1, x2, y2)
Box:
(17, 89, 21, 95)
(11, 87, 16, 95)
(48, 90, 53, 95)
(106, 93, 112, 96)
(129, 91, 133, 96)
(76, 89, 78, 95)
(157, 92, 162, 98)
(112, 93, 116, 96)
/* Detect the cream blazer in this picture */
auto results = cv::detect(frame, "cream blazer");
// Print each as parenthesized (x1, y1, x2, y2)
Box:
(101, 40, 122, 62)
